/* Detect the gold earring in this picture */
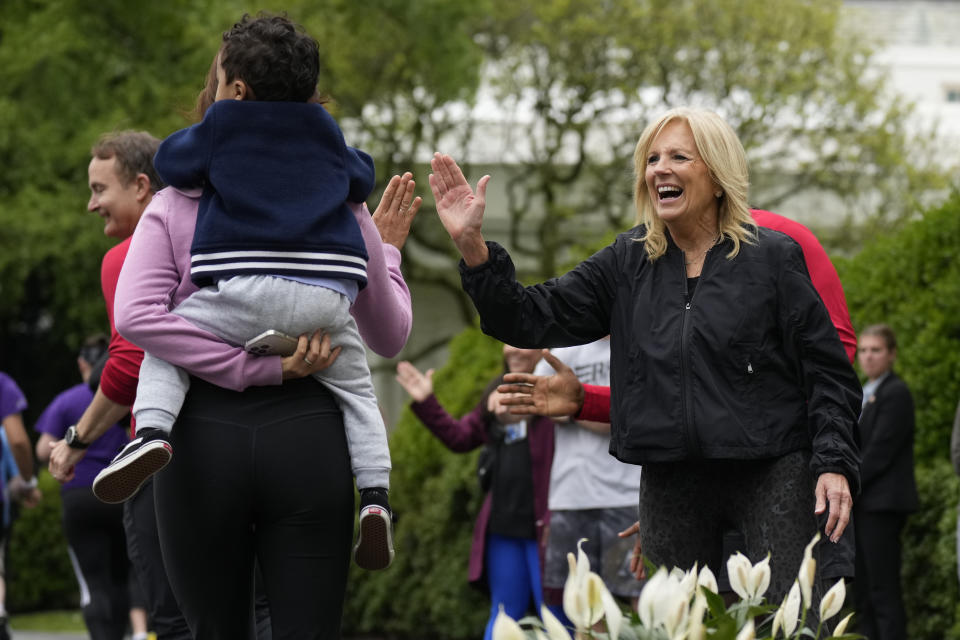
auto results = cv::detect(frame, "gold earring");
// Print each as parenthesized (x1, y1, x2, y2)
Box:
(714, 191, 722, 198)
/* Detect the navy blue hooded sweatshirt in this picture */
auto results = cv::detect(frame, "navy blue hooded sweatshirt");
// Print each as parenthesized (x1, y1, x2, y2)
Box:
(154, 100, 373, 288)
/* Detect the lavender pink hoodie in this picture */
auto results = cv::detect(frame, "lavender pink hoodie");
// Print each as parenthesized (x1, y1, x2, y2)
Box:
(114, 187, 412, 391)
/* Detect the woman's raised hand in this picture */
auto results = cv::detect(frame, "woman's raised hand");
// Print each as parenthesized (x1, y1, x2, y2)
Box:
(428, 153, 491, 266)
(373, 172, 422, 250)
(396, 360, 434, 403)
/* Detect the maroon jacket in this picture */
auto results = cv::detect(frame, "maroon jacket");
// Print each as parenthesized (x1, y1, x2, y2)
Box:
(410, 393, 554, 588)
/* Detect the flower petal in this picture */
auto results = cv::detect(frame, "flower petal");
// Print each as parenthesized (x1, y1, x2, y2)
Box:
(833, 611, 854, 636)
(819, 578, 846, 621)
(562, 552, 584, 628)
(540, 605, 573, 640)
(748, 554, 771, 600)
(637, 568, 667, 628)
(600, 582, 624, 640)
(492, 607, 526, 640)
(726, 552, 752, 600)
(697, 566, 718, 595)
(576, 538, 591, 579)
(798, 534, 820, 609)
(736, 619, 756, 640)
(584, 572, 606, 626)
(783, 581, 801, 636)
(687, 593, 707, 640)
(771, 602, 784, 638)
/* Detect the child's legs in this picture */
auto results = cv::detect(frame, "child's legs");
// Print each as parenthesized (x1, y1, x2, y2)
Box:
(200, 276, 390, 490)
(310, 312, 389, 490)
(132, 281, 275, 434)
(132, 352, 190, 434)
(484, 534, 542, 640)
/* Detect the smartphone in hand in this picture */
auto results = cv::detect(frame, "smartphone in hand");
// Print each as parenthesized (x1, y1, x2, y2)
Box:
(244, 330, 299, 357)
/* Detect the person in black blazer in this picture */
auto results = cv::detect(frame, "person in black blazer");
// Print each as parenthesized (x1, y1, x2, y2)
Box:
(854, 324, 918, 640)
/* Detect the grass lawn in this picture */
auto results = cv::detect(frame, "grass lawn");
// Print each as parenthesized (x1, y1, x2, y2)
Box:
(10, 609, 85, 631)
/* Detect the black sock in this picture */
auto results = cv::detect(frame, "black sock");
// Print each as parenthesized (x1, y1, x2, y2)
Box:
(359, 487, 390, 511)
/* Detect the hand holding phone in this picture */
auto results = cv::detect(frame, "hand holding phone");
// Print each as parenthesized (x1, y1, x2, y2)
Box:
(244, 330, 300, 357)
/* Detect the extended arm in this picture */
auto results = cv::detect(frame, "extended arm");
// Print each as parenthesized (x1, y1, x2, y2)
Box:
(350, 190, 415, 357)
(48, 388, 129, 483)
(397, 360, 489, 453)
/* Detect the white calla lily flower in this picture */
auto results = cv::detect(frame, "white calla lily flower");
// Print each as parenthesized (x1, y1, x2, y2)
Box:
(727, 553, 752, 600)
(686, 591, 707, 640)
(726, 553, 770, 601)
(832, 611, 854, 636)
(782, 581, 802, 636)
(540, 605, 573, 640)
(636, 566, 690, 636)
(491, 607, 526, 640)
(697, 565, 718, 595)
(819, 578, 846, 621)
(679, 564, 699, 599)
(748, 555, 771, 600)
(798, 533, 820, 608)
(637, 567, 667, 628)
(561, 538, 619, 633)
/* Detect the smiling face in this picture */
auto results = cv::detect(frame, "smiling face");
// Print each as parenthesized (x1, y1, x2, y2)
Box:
(857, 334, 896, 381)
(87, 156, 143, 239)
(643, 119, 720, 230)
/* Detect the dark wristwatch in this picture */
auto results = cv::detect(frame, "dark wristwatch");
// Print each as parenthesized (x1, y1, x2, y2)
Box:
(65, 425, 90, 450)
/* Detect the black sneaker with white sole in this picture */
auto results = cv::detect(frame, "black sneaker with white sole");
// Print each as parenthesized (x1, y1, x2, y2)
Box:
(93, 428, 172, 504)
(353, 487, 395, 571)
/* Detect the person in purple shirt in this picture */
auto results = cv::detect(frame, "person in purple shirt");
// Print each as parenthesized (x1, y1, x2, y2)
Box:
(34, 336, 148, 640)
(0, 369, 41, 639)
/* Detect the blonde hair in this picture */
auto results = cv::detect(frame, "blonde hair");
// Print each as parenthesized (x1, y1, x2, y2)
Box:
(632, 107, 756, 260)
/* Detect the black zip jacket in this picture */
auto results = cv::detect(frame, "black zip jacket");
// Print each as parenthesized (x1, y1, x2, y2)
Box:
(459, 227, 861, 494)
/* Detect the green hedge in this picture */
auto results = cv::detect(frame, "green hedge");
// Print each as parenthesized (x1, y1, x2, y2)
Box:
(6, 471, 78, 612)
(836, 192, 960, 465)
(835, 191, 960, 638)
(902, 460, 960, 639)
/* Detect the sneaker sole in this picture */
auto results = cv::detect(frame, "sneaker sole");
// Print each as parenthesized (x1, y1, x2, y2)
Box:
(353, 507, 394, 571)
(93, 441, 172, 504)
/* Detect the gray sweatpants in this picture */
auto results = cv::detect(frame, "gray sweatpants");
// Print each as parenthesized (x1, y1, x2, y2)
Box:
(133, 275, 390, 490)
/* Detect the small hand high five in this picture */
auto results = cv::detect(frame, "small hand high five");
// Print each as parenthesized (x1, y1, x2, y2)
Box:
(428, 153, 491, 267)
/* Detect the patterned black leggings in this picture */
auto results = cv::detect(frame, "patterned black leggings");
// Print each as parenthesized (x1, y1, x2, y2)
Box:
(638, 450, 823, 604)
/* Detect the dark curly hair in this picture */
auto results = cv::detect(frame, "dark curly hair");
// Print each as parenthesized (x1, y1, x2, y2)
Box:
(220, 13, 320, 102)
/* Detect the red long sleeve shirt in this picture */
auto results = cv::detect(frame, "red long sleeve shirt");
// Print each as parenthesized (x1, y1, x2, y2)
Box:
(99, 237, 144, 407)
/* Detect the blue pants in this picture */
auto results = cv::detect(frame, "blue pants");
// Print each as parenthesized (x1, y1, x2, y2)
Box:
(484, 534, 543, 640)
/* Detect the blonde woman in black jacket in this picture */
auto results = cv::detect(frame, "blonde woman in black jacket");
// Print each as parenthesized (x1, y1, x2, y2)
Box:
(428, 107, 861, 603)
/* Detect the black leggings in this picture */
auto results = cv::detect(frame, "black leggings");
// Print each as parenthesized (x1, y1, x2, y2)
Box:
(154, 376, 354, 639)
(123, 477, 192, 639)
(62, 488, 130, 640)
(638, 450, 822, 604)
